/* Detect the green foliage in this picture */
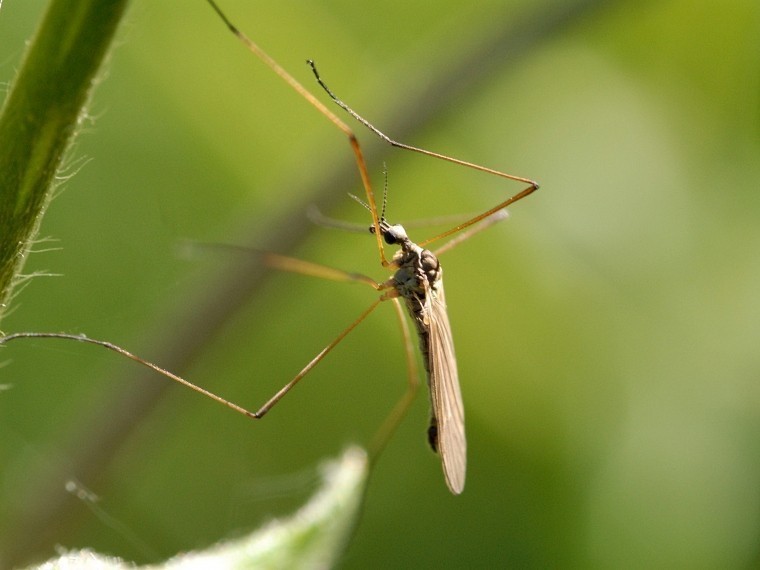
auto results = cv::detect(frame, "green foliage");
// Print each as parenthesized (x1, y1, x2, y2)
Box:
(1, 0, 759, 568)
(24, 447, 367, 569)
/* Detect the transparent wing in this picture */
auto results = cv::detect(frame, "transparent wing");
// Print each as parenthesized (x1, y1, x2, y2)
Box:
(428, 281, 466, 494)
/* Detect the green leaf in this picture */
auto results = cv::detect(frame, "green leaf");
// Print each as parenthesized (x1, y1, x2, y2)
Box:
(26, 447, 369, 570)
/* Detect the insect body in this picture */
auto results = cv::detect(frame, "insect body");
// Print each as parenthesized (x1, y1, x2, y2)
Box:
(379, 220, 465, 493)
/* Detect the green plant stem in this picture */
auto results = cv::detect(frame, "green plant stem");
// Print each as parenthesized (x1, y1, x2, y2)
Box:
(0, 0, 130, 325)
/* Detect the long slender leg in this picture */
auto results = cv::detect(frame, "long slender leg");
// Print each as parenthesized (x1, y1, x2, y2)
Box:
(419, 184, 535, 247)
(181, 243, 393, 287)
(367, 298, 420, 463)
(261, 251, 385, 289)
(0, 332, 260, 419)
(205, 0, 539, 264)
(0, 298, 385, 422)
(432, 209, 509, 258)
(204, 0, 388, 266)
(254, 298, 382, 418)
(249, 254, 399, 417)
(0, 253, 398, 421)
(261, 254, 419, 453)
(307, 61, 539, 246)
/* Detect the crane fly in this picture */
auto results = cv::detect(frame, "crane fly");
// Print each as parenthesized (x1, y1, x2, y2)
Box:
(0, 1, 538, 495)
(202, 0, 538, 494)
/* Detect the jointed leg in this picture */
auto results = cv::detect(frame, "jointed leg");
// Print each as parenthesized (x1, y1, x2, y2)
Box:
(368, 297, 420, 463)
(204, 0, 388, 266)
(0, 250, 393, 421)
(307, 62, 539, 247)
(432, 209, 509, 258)
(0, 332, 260, 419)
(261, 251, 383, 290)
(253, 298, 382, 418)
(0, 296, 385, 422)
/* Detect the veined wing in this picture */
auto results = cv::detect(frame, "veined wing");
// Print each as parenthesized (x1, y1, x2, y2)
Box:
(427, 280, 466, 494)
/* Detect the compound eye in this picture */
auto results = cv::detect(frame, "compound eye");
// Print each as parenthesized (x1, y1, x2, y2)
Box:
(384, 232, 397, 245)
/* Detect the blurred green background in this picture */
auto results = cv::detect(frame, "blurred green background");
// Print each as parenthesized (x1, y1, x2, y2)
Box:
(2, 0, 760, 567)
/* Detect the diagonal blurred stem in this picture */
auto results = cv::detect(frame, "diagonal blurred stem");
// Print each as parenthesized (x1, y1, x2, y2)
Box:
(4, 0, 620, 566)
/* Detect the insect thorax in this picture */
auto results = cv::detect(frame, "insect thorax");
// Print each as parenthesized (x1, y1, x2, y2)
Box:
(392, 241, 442, 341)
(392, 244, 441, 299)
